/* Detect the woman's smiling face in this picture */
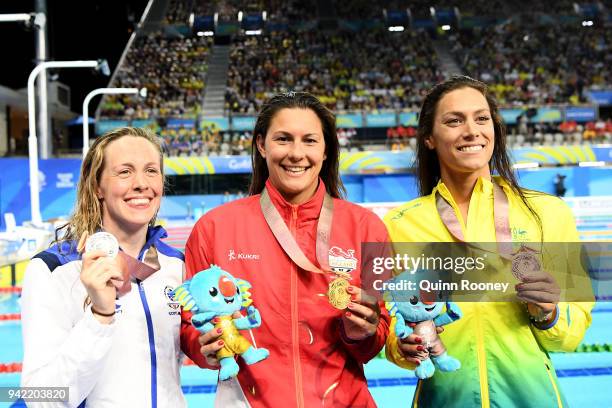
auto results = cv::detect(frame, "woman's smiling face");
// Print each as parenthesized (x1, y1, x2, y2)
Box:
(426, 86, 495, 180)
(97, 135, 163, 235)
(256, 108, 326, 204)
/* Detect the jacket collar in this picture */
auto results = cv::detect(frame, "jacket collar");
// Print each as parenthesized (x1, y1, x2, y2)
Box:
(139, 225, 168, 259)
(264, 178, 326, 223)
(432, 176, 496, 208)
(49, 225, 168, 262)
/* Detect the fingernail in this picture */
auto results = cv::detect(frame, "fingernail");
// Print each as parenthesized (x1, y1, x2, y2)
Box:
(217, 328, 223, 334)
(415, 360, 420, 366)
(417, 345, 424, 352)
(415, 337, 422, 343)
(351, 294, 357, 301)
(348, 302, 356, 309)
(345, 311, 352, 317)
(218, 340, 224, 346)
(213, 317, 220, 323)
(346, 286, 354, 293)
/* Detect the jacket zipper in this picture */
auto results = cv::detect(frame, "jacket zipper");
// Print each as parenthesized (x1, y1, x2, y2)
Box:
(290, 205, 304, 408)
(136, 249, 157, 408)
(412, 380, 423, 408)
(451, 194, 488, 407)
(545, 361, 563, 407)
(137, 279, 158, 408)
(475, 305, 490, 408)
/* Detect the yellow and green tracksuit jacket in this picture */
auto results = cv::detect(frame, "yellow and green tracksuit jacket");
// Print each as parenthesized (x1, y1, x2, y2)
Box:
(384, 176, 593, 408)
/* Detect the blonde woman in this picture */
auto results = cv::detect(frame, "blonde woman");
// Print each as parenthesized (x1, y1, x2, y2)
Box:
(21, 127, 189, 407)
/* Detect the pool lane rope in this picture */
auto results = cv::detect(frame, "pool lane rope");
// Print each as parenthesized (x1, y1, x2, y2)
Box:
(0, 345, 611, 374)
(0, 287, 21, 293)
(0, 363, 22, 373)
(2, 345, 612, 370)
(1, 310, 612, 352)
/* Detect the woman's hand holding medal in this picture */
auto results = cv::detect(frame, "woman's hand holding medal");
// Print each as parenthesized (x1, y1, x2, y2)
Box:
(515, 271, 560, 324)
(78, 232, 125, 323)
(511, 246, 560, 324)
(341, 286, 381, 341)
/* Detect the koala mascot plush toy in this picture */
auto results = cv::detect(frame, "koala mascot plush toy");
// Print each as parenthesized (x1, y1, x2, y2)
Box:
(173, 265, 269, 380)
(385, 273, 462, 379)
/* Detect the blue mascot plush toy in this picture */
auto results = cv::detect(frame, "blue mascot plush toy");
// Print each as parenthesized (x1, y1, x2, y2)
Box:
(173, 265, 269, 380)
(385, 273, 462, 379)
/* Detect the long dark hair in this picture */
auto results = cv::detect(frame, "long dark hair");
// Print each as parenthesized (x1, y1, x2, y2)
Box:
(416, 76, 542, 231)
(248, 92, 345, 199)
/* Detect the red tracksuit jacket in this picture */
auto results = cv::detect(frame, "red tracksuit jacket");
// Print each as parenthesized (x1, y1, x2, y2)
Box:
(181, 180, 390, 407)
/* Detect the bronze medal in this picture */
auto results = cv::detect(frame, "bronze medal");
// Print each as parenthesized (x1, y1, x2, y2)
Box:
(328, 277, 351, 310)
(511, 245, 541, 281)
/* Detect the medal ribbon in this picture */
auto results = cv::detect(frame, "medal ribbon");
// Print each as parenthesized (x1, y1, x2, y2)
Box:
(114, 248, 160, 296)
(124, 246, 160, 280)
(88, 231, 161, 296)
(260, 187, 334, 276)
(435, 180, 513, 257)
(437, 180, 544, 304)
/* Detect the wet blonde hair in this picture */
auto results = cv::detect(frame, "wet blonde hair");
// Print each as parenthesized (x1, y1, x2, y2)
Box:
(55, 127, 164, 246)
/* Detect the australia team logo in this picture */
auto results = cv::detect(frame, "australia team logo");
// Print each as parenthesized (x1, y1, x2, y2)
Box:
(511, 227, 529, 242)
(164, 286, 181, 315)
(328, 246, 358, 274)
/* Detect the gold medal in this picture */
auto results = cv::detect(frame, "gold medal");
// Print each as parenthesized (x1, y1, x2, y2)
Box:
(328, 277, 351, 309)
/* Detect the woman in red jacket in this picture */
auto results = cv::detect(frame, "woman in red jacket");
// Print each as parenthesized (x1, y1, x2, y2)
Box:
(182, 92, 389, 407)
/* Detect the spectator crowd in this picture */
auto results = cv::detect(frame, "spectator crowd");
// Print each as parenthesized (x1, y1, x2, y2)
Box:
(451, 20, 611, 105)
(225, 28, 442, 114)
(96, 0, 611, 157)
(100, 33, 213, 119)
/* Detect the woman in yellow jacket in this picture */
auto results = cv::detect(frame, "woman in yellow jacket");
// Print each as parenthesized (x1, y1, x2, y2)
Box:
(384, 76, 593, 408)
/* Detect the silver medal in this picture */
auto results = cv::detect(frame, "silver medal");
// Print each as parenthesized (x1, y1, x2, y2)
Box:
(85, 232, 119, 259)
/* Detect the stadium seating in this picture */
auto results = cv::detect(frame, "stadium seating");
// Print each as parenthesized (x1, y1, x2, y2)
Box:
(225, 27, 441, 114)
(96, 0, 611, 157)
(100, 33, 213, 120)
